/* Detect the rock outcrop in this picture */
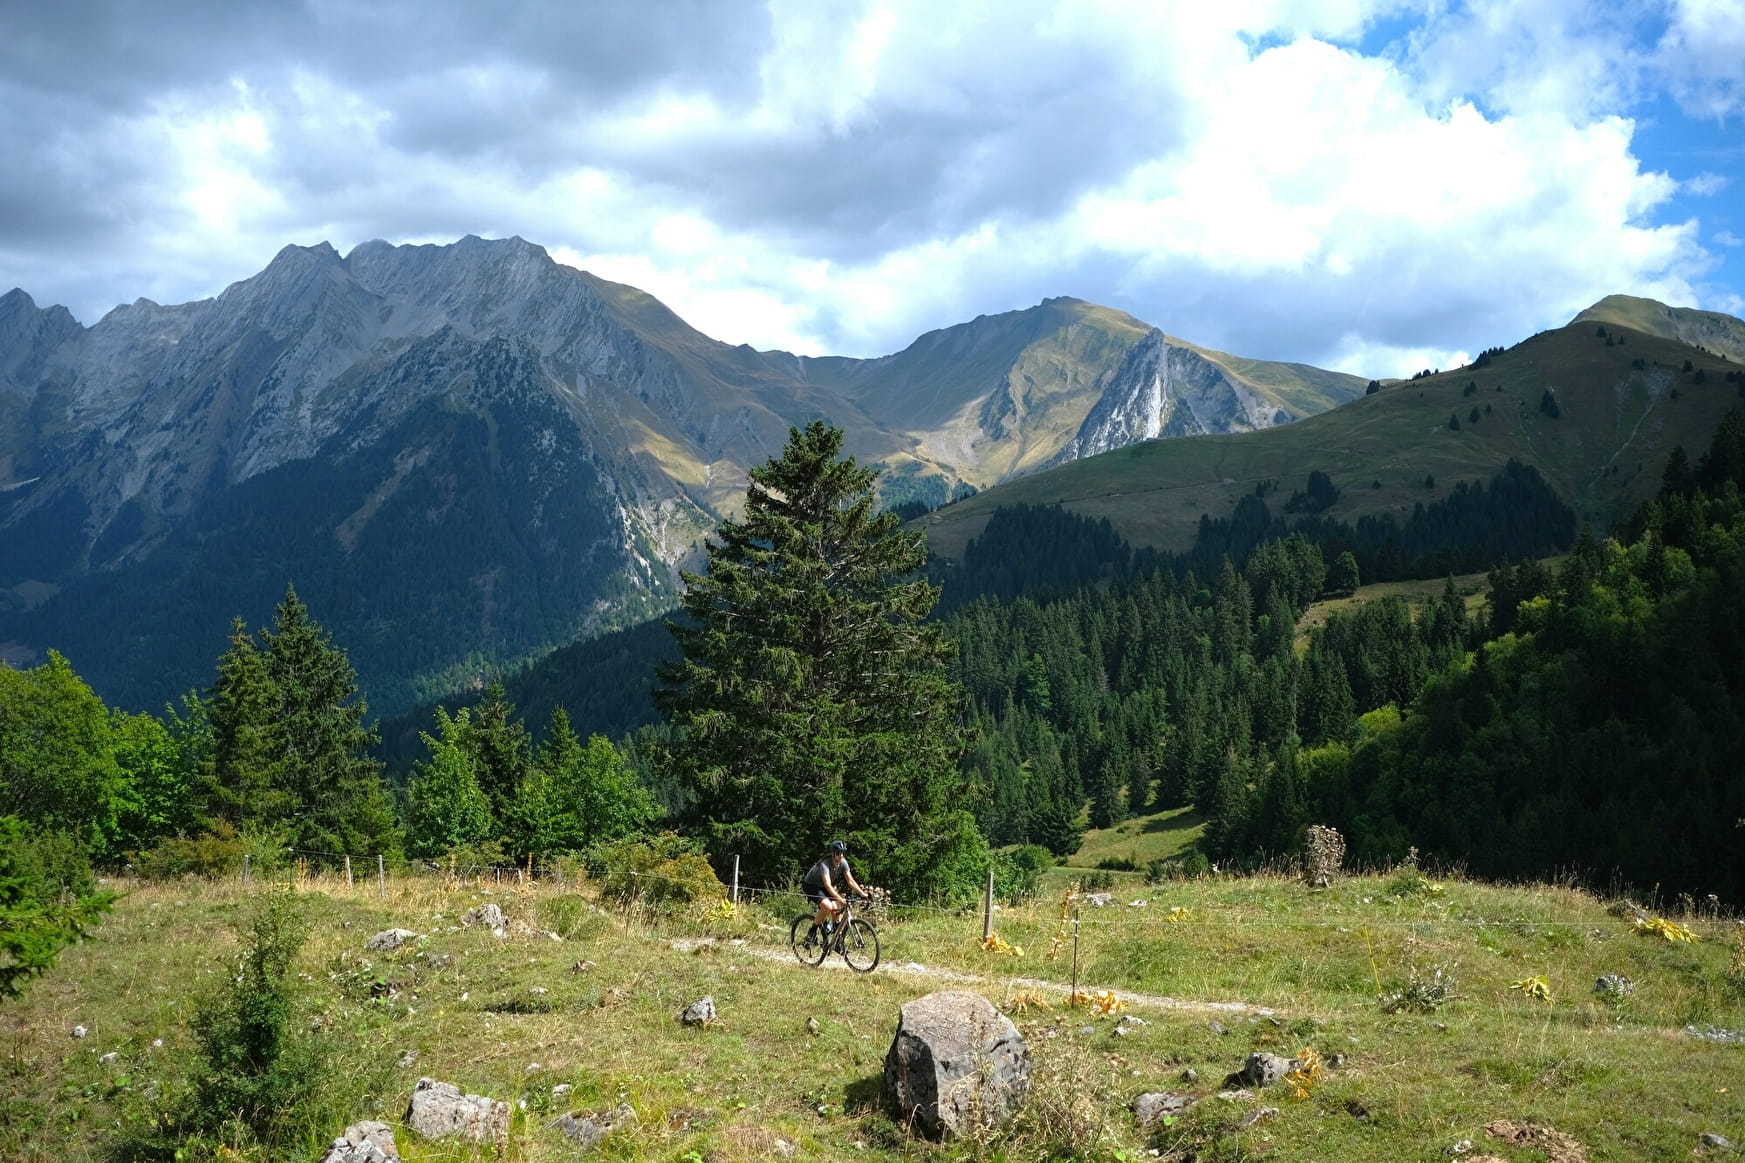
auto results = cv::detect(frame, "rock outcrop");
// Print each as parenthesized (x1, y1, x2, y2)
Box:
(405, 1077, 509, 1147)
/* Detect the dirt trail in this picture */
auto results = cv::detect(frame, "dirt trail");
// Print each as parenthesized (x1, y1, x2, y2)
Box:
(669, 935, 1274, 1016)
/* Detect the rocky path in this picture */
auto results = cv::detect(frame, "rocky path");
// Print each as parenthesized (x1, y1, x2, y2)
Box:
(669, 935, 1273, 1016)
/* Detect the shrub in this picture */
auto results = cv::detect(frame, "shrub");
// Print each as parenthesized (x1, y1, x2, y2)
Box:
(0, 817, 112, 1002)
(1080, 869, 1116, 893)
(992, 844, 1052, 903)
(1094, 854, 1138, 872)
(1380, 963, 1459, 1013)
(175, 888, 329, 1150)
(595, 832, 724, 916)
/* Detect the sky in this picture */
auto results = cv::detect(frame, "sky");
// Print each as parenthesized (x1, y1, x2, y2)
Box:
(1, 0, 1742, 378)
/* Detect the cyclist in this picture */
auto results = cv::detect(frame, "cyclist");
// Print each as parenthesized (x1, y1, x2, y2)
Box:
(805, 840, 866, 932)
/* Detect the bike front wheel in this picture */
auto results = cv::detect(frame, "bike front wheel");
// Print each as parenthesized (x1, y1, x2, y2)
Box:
(790, 914, 826, 966)
(839, 917, 880, 973)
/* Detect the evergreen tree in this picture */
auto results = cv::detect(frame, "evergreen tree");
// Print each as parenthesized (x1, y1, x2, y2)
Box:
(656, 421, 980, 900)
(0, 816, 112, 1002)
(205, 587, 397, 857)
(465, 681, 534, 828)
(1330, 550, 1361, 594)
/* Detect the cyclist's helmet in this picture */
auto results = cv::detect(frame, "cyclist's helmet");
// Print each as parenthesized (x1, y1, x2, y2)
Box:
(828, 840, 849, 855)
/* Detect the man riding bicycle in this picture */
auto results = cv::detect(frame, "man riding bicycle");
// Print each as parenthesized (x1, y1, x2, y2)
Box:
(805, 840, 866, 929)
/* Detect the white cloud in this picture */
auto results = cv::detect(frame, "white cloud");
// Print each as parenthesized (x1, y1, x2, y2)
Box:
(0, 0, 1723, 383)
(1685, 172, 1731, 195)
(1659, 0, 1745, 119)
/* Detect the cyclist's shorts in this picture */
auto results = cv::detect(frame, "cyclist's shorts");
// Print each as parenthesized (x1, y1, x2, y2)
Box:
(805, 886, 833, 907)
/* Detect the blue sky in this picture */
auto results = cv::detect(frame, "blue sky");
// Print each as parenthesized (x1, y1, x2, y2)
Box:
(0, 0, 1741, 377)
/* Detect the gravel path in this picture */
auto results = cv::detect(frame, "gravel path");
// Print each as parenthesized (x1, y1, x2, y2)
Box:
(669, 935, 1273, 1016)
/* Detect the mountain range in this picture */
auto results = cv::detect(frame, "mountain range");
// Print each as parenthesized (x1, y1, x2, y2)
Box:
(0, 235, 1363, 713)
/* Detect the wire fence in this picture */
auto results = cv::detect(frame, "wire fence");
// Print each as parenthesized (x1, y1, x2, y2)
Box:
(211, 845, 1733, 937)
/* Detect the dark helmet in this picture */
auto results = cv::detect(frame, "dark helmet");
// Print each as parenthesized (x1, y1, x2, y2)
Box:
(828, 840, 849, 855)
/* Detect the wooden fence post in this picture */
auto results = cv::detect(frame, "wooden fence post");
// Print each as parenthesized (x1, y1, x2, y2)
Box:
(242, 854, 250, 887)
(731, 855, 740, 904)
(344, 854, 353, 889)
(983, 867, 995, 941)
(377, 854, 386, 899)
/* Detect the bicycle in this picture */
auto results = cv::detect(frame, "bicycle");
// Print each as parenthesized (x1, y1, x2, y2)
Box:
(789, 897, 881, 972)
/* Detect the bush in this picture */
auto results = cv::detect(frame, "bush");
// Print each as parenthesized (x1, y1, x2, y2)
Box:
(0, 817, 112, 1002)
(991, 844, 1052, 903)
(1079, 869, 1116, 893)
(595, 832, 724, 916)
(1094, 854, 1138, 872)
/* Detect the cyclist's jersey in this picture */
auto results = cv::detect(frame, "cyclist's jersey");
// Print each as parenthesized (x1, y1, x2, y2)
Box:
(804, 857, 851, 894)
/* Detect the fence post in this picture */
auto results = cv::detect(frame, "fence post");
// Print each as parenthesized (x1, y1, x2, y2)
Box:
(242, 853, 250, 887)
(344, 854, 353, 889)
(1070, 901, 1081, 1001)
(377, 854, 386, 899)
(731, 855, 740, 904)
(983, 867, 995, 941)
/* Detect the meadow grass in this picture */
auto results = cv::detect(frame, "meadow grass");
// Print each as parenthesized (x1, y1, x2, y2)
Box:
(3, 864, 1741, 1161)
(1064, 806, 1206, 870)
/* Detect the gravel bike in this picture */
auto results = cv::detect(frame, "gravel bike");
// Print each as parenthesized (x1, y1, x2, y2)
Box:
(789, 897, 880, 972)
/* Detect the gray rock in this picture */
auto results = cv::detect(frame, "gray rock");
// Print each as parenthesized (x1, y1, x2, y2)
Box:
(548, 1102, 636, 1149)
(1224, 1052, 1301, 1089)
(1083, 893, 1115, 907)
(319, 1119, 401, 1162)
(1134, 1091, 1195, 1127)
(405, 1077, 509, 1146)
(884, 990, 1031, 1140)
(1702, 1132, 1735, 1150)
(679, 996, 716, 1026)
(1207, 1020, 1226, 1036)
(395, 1050, 418, 1069)
(460, 903, 506, 930)
(1240, 1106, 1280, 1128)
(1180, 1068, 1199, 1083)
(98, 1052, 118, 1065)
(1593, 973, 1634, 998)
(365, 929, 420, 952)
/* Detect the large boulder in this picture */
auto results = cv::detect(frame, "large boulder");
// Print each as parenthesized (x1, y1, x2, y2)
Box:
(884, 990, 1030, 1139)
(405, 1077, 509, 1146)
(319, 1120, 400, 1162)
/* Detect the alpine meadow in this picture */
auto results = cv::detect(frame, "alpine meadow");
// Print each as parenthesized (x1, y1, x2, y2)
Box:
(8, 5, 1745, 1157)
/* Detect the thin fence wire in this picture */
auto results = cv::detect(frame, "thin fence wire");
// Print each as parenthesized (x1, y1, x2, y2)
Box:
(250, 850, 1736, 934)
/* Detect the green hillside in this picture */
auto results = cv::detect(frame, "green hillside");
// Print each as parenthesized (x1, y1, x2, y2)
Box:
(920, 313, 1745, 561)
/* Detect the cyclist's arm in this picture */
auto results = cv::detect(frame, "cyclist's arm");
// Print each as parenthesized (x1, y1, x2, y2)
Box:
(843, 867, 866, 898)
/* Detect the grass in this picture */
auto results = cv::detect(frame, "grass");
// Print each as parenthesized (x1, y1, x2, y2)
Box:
(920, 317, 1745, 561)
(4, 866, 1743, 1161)
(1065, 806, 1206, 869)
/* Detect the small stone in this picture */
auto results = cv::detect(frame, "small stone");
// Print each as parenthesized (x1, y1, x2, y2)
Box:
(1327, 1052, 1348, 1069)
(1240, 1106, 1280, 1128)
(1134, 1091, 1195, 1127)
(552, 1083, 572, 1100)
(526, 1062, 542, 1073)
(775, 1139, 796, 1157)
(72, 1025, 87, 1038)
(99, 1052, 118, 1065)
(1084, 893, 1114, 907)
(151, 1038, 164, 1049)
(1702, 1132, 1735, 1150)
(1224, 1052, 1300, 1089)
(460, 903, 506, 929)
(366, 928, 420, 952)
(1181, 1068, 1199, 1083)
(529, 986, 548, 995)
(806, 1017, 820, 1035)
(548, 1102, 636, 1148)
(570, 959, 596, 974)
(1208, 1020, 1226, 1036)
(396, 1050, 419, 1068)
(320, 1119, 402, 1162)
(1447, 1140, 1473, 1156)
(405, 1077, 509, 1146)
(679, 996, 716, 1026)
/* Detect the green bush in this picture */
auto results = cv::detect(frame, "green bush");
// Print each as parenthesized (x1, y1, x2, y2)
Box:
(992, 843, 1053, 903)
(132, 823, 287, 880)
(595, 832, 724, 916)
(1094, 854, 1138, 872)
(0, 816, 112, 1002)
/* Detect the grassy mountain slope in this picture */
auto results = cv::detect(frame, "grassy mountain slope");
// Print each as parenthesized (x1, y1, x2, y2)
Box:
(9, 869, 1741, 1162)
(921, 313, 1744, 561)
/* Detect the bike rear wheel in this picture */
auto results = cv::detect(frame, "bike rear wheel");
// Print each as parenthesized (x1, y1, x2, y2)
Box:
(790, 914, 826, 966)
(839, 917, 880, 972)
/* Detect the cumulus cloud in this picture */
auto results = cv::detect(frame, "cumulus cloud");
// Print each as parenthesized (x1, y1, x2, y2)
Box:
(0, 0, 1729, 378)
(1659, 0, 1745, 119)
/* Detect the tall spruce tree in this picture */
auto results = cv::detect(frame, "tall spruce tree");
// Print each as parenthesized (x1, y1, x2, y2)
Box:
(655, 421, 982, 900)
(206, 587, 398, 857)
